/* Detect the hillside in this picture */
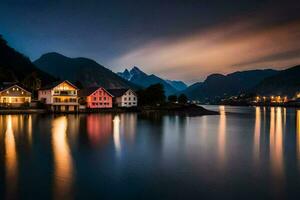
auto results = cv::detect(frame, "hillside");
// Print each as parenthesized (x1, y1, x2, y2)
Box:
(182, 69, 278, 102)
(254, 65, 300, 96)
(117, 66, 183, 96)
(34, 52, 138, 89)
(0, 35, 55, 89)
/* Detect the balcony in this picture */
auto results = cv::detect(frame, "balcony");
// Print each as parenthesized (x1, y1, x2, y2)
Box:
(53, 90, 77, 96)
(53, 97, 78, 105)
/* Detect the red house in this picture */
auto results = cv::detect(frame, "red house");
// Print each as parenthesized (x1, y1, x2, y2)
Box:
(79, 87, 113, 108)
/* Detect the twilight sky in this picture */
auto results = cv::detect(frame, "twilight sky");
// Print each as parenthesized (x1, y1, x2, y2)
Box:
(1, 0, 300, 84)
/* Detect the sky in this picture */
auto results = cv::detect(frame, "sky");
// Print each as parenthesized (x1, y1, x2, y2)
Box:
(1, 0, 300, 84)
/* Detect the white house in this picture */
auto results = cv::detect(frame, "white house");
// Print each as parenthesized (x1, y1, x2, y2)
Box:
(38, 80, 78, 112)
(107, 88, 137, 107)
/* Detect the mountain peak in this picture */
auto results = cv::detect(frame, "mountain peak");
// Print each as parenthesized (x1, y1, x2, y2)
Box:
(130, 66, 147, 76)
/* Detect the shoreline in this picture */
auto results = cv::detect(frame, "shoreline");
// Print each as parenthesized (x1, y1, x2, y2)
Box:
(0, 104, 218, 116)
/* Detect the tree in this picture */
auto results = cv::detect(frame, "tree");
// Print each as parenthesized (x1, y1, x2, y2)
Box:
(137, 83, 166, 106)
(178, 94, 188, 104)
(168, 95, 177, 103)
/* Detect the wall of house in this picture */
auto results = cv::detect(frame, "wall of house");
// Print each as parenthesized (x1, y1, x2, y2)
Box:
(116, 90, 137, 107)
(38, 82, 78, 106)
(0, 85, 31, 105)
(87, 88, 113, 108)
(38, 90, 52, 104)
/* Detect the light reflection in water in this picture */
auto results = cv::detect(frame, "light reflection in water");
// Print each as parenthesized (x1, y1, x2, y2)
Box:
(296, 110, 300, 168)
(218, 106, 226, 167)
(269, 107, 285, 195)
(113, 115, 121, 155)
(87, 114, 112, 147)
(51, 116, 73, 200)
(120, 114, 137, 143)
(5, 115, 18, 200)
(253, 107, 261, 164)
(28, 115, 32, 145)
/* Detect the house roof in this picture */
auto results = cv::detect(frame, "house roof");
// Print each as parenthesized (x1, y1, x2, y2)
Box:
(0, 82, 32, 94)
(40, 80, 78, 90)
(78, 87, 114, 97)
(107, 88, 134, 97)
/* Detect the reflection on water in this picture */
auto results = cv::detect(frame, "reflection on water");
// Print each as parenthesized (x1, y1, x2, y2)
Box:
(87, 114, 112, 147)
(253, 107, 261, 165)
(4, 115, 18, 200)
(270, 108, 284, 178)
(113, 115, 121, 155)
(120, 114, 137, 143)
(52, 116, 73, 200)
(218, 106, 226, 167)
(1, 107, 300, 199)
(297, 110, 300, 168)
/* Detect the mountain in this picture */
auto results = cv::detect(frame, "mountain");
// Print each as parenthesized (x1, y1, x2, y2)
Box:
(165, 80, 187, 91)
(0, 35, 55, 88)
(117, 66, 186, 95)
(182, 69, 278, 102)
(254, 65, 300, 96)
(34, 52, 138, 89)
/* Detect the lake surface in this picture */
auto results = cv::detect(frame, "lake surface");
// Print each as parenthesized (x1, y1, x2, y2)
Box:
(1, 106, 300, 199)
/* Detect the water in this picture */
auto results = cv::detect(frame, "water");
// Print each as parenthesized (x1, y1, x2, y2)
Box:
(1, 106, 300, 199)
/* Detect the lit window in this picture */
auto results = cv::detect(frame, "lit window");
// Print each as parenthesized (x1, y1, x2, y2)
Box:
(13, 88, 15, 91)
(16, 88, 19, 91)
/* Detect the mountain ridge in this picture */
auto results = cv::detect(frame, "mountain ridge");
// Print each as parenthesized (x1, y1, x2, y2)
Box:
(117, 66, 187, 95)
(182, 69, 279, 102)
(34, 52, 139, 89)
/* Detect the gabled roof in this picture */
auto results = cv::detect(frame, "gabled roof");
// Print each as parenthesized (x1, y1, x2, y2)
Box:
(107, 88, 135, 97)
(39, 80, 78, 90)
(0, 82, 32, 94)
(78, 87, 113, 97)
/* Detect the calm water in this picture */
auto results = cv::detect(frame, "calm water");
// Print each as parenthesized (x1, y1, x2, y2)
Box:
(1, 106, 300, 199)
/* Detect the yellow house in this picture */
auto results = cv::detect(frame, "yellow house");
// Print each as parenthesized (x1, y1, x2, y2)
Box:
(38, 80, 78, 112)
(0, 83, 31, 107)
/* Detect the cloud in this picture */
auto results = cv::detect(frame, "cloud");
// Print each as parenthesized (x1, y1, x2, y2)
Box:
(110, 16, 300, 83)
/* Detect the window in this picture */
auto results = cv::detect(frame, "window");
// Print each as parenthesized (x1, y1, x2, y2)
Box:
(104, 97, 106, 100)
(124, 97, 127, 101)
(133, 97, 136, 100)
(93, 97, 97, 101)
(99, 97, 102, 101)
(129, 102, 131, 105)
(129, 97, 131, 100)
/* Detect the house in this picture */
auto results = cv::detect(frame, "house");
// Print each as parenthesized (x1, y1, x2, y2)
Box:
(0, 83, 31, 107)
(38, 80, 78, 112)
(79, 87, 113, 108)
(107, 88, 137, 107)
